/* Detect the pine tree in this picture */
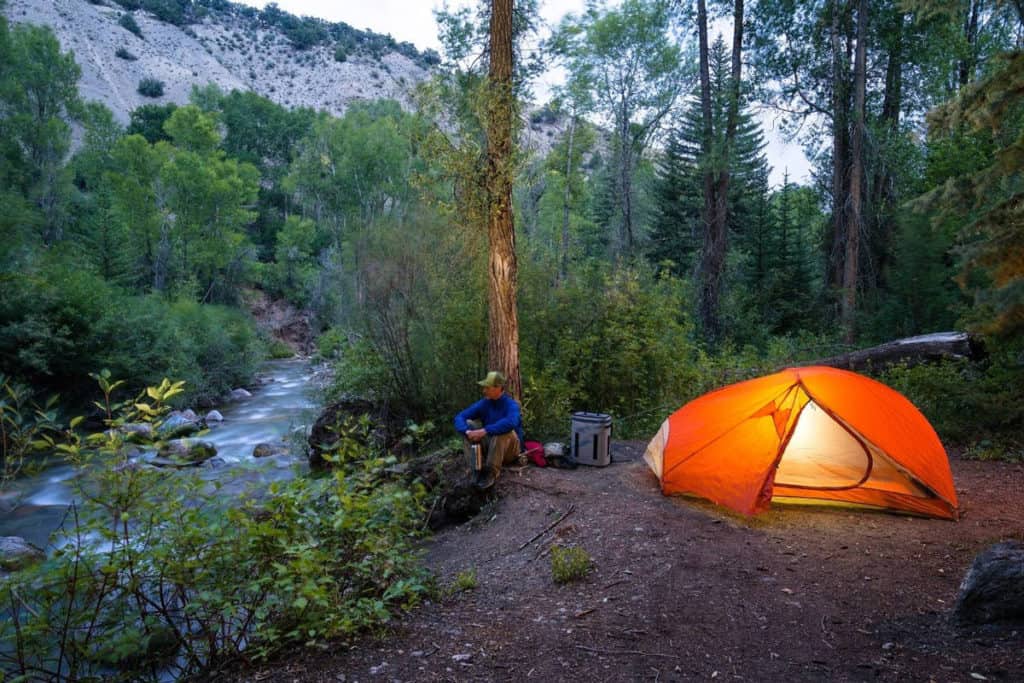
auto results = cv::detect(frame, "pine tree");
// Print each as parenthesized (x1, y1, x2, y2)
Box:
(649, 36, 770, 285)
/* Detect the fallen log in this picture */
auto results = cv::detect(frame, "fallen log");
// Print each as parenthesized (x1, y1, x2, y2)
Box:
(803, 332, 985, 372)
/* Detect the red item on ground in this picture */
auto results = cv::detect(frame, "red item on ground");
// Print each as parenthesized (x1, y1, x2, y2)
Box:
(523, 440, 545, 467)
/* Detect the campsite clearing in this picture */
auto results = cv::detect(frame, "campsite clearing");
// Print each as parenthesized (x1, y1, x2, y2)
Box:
(240, 442, 1023, 682)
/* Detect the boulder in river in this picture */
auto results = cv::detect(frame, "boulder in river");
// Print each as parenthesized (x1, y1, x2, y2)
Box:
(157, 413, 203, 439)
(151, 439, 217, 467)
(0, 536, 45, 571)
(205, 409, 224, 423)
(120, 422, 155, 443)
(253, 442, 289, 458)
(229, 388, 252, 400)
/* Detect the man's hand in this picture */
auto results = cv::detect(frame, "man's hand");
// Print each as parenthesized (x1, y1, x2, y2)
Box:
(466, 428, 487, 442)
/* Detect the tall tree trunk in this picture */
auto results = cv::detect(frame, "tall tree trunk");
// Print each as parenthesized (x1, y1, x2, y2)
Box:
(869, 11, 904, 288)
(959, 0, 981, 88)
(560, 113, 577, 283)
(828, 0, 851, 292)
(695, 0, 721, 340)
(696, 0, 743, 343)
(486, 0, 521, 401)
(618, 106, 634, 254)
(841, 0, 868, 344)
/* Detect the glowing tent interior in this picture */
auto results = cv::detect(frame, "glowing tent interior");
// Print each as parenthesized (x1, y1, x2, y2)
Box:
(643, 366, 959, 519)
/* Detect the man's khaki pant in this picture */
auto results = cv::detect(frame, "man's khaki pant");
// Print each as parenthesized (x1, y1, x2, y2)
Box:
(464, 430, 521, 483)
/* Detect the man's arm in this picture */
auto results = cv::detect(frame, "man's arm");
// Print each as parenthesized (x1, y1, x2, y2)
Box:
(454, 400, 484, 435)
(483, 397, 521, 436)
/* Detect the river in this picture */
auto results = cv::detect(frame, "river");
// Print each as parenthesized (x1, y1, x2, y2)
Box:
(0, 358, 320, 550)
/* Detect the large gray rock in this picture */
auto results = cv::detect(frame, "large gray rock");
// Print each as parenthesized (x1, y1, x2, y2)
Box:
(205, 410, 224, 423)
(229, 388, 252, 400)
(0, 536, 45, 571)
(157, 413, 202, 439)
(151, 439, 217, 467)
(120, 422, 155, 443)
(954, 540, 1024, 625)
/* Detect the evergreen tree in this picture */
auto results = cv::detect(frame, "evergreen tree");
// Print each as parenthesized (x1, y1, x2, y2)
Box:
(649, 36, 770, 291)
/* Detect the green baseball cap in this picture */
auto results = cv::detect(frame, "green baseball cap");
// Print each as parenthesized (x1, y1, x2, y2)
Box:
(477, 370, 507, 387)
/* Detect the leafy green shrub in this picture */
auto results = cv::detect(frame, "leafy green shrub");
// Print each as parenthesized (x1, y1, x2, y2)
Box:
(0, 262, 261, 409)
(114, 46, 138, 60)
(333, 45, 348, 62)
(878, 347, 1024, 455)
(315, 327, 346, 360)
(118, 12, 142, 38)
(0, 377, 431, 678)
(451, 568, 478, 593)
(0, 376, 60, 485)
(520, 263, 701, 438)
(323, 337, 392, 403)
(550, 545, 592, 584)
(137, 77, 164, 98)
(267, 339, 294, 359)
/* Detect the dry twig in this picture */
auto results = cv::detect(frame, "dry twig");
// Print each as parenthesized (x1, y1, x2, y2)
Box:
(575, 645, 680, 660)
(518, 504, 575, 550)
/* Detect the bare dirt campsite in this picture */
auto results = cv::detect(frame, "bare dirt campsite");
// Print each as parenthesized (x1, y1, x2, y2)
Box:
(241, 442, 1024, 682)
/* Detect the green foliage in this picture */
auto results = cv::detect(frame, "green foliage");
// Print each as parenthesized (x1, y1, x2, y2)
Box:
(0, 258, 261, 407)
(0, 376, 431, 678)
(550, 545, 592, 584)
(324, 337, 392, 403)
(118, 12, 143, 38)
(520, 262, 700, 438)
(0, 21, 81, 246)
(0, 375, 59, 484)
(126, 102, 177, 143)
(114, 46, 138, 60)
(878, 346, 1024, 451)
(451, 568, 478, 593)
(114, 0, 191, 25)
(915, 51, 1024, 338)
(137, 77, 165, 98)
(315, 326, 346, 360)
(267, 338, 294, 359)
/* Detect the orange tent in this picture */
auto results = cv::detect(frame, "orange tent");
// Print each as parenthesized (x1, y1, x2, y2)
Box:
(643, 366, 958, 519)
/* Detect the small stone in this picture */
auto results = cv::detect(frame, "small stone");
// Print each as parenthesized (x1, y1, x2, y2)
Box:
(882, 642, 895, 650)
(452, 653, 472, 663)
(368, 662, 387, 675)
(0, 536, 45, 571)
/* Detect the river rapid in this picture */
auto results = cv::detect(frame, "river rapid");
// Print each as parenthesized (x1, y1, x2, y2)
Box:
(0, 358, 320, 550)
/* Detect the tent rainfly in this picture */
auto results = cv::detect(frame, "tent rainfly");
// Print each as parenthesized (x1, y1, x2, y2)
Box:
(643, 366, 959, 519)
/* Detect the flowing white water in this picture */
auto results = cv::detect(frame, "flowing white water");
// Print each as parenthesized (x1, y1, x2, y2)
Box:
(0, 358, 320, 549)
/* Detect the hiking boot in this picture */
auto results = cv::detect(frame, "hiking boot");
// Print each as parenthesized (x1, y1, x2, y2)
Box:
(473, 468, 496, 490)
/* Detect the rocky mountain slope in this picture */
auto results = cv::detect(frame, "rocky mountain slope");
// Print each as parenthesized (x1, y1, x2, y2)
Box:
(4, 0, 432, 124)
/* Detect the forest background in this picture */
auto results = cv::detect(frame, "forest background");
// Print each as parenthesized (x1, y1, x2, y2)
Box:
(3, 0, 1022, 446)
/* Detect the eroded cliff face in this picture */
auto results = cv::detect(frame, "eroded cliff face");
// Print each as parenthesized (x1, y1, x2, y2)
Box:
(4, 0, 429, 124)
(241, 288, 314, 356)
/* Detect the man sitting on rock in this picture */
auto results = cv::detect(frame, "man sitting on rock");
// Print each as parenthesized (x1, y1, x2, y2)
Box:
(453, 371, 523, 490)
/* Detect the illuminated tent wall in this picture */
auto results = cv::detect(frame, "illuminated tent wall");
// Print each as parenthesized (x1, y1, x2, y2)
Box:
(643, 366, 959, 519)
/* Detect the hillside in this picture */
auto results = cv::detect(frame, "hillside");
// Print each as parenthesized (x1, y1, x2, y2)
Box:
(3, 0, 434, 123)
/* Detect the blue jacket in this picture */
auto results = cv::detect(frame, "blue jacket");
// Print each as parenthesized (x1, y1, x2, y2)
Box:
(454, 393, 524, 446)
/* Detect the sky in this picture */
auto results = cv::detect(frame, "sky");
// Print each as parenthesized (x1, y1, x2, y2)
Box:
(235, 1, 811, 185)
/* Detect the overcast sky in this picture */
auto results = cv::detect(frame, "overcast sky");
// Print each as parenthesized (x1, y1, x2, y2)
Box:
(235, 1, 810, 185)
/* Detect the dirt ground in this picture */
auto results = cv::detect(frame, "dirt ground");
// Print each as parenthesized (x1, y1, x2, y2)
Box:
(239, 442, 1024, 682)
